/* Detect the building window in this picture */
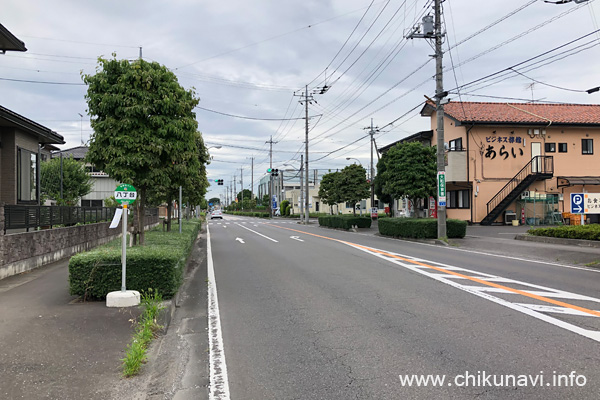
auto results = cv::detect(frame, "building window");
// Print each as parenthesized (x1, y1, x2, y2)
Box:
(346, 202, 354, 208)
(545, 143, 555, 153)
(558, 143, 568, 153)
(582, 139, 593, 154)
(82, 199, 103, 207)
(447, 190, 470, 209)
(449, 138, 463, 151)
(17, 148, 37, 202)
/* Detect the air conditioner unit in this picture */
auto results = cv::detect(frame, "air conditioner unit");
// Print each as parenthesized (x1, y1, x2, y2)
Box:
(520, 191, 530, 199)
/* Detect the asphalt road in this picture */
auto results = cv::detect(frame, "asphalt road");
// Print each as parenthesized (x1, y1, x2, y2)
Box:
(208, 215, 600, 400)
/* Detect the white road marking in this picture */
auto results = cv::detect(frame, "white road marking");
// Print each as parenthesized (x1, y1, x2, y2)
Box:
(516, 303, 600, 317)
(344, 242, 600, 343)
(207, 224, 231, 400)
(290, 236, 304, 242)
(235, 237, 245, 244)
(236, 224, 278, 242)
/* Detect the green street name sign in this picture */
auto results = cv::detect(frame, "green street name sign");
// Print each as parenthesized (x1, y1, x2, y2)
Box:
(114, 184, 137, 205)
(437, 171, 446, 201)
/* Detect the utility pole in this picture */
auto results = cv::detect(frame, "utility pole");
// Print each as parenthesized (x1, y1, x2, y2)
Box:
(266, 136, 277, 217)
(233, 174, 236, 204)
(240, 167, 244, 210)
(364, 119, 379, 214)
(299, 154, 304, 220)
(407, 0, 446, 238)
(250, 157, 254, 200)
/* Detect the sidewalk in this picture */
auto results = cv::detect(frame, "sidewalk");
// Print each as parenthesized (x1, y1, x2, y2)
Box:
(0, 258, 141, 400)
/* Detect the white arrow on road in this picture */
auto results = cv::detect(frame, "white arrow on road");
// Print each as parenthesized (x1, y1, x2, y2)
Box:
(290, 236, 304, 242)
(236, 237, 245, 244)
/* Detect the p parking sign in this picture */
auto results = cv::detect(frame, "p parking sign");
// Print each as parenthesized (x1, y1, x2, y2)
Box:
(114, 184, 137, 205)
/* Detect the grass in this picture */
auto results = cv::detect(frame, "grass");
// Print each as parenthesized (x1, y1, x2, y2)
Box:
(122, 288, 165, 377)
(584, 260, 600, 268)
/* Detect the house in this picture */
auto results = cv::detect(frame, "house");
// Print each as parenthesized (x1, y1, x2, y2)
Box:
(419, 100, 600, 224)
(0, 105, 65, 205)
(52, 145, 120, 207)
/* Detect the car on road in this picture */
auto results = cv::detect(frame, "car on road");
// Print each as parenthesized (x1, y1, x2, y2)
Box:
(210, 210, 223, 219)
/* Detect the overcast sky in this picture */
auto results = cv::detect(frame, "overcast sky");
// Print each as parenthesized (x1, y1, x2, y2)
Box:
(3, 0, 600, 202)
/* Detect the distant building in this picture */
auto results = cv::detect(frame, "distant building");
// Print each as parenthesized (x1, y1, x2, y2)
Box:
(52, 146, 119, 207)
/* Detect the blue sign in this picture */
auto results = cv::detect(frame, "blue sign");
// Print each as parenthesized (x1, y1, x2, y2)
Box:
(571, 193, 584, 214)
(209, 202, 213, 206)
(438, 201, 446, 207)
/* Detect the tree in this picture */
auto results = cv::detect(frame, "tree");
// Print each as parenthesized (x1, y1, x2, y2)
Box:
(83, 57, 203, 244)
(236, 189, 252, 203)
(374, 156, 393, 216)
(338, 164, 370, 216)
(318, 171, 342, 214)
(208, 197, 220, 205)
(261, 194, 269, 206)
(378, 142, 436, 217)
(41, 156, 92, 206)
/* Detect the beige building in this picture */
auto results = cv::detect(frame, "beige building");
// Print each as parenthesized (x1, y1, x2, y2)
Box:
(419, 101, 600, 224)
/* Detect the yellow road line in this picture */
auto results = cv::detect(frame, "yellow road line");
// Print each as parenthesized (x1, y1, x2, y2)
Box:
(266, 224, 600, 319)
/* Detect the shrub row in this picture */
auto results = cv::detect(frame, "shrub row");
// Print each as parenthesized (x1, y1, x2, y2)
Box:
(527, 224, 600, 241)
(69, 220, 201, 300)
(378, 218, 467, 239)
(318, 215, 372, 230)
(224, 211, 270, 218)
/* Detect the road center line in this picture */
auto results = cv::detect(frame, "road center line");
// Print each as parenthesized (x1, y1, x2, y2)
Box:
(266, 224, 600, 319)
(236, 223, 278, 242)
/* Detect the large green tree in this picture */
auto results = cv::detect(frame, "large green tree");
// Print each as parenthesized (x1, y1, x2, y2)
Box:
(318, 171, 342, 214)
(83, 57, 203, 244)
(377, 142, 436, 216)
(41, 156, 92, 206)
(208, 197, 220, 205)
(338, 164, 370, 216)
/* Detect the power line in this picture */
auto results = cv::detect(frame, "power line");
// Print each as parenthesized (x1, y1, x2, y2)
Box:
(0, 77, 85, 85)
(195, 106, 307, 121)
(509, 68, 589, 93)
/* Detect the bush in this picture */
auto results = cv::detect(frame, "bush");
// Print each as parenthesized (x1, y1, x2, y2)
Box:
(280, 200, 290, 216)
(69, 220, 201, 299)
(378, 218, 467, 239)
(318, 215, 372, 230)
(528, 224, 600, 241)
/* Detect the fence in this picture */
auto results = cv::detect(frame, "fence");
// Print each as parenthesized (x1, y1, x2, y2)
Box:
(3, 205, 159, 233)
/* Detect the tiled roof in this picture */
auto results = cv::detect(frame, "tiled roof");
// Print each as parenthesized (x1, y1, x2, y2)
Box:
(53, 145, 88, 159)
(423, 101, 600, 125)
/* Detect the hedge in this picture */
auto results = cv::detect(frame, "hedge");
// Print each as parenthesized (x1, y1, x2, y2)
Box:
(69, 220, 201, 300)
(318, 215, 372, 230)
(378, 218, 467, 239)
(527, 224, 600, 241)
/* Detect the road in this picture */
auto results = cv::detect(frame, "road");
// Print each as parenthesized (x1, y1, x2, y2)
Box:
(207, 215, 600, 399)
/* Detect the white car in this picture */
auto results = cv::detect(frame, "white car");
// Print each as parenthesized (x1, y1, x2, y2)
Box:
(210, 210, 223, 219)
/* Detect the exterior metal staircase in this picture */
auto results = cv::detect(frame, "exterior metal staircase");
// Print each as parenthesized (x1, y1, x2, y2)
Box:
(480, 156, 554, 225)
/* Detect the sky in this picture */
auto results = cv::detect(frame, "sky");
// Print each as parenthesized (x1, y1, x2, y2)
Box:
(2, 0, 600, 203)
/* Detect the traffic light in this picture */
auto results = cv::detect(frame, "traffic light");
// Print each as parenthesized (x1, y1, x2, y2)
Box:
(214, 179, 224, 185)
(270, 168, 279, 177)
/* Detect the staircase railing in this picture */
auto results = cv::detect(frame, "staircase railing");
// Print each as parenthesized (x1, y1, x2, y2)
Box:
(486, 156, 554, 215)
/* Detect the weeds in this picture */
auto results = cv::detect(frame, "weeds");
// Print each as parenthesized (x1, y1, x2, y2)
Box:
(121, 288, 165, 377)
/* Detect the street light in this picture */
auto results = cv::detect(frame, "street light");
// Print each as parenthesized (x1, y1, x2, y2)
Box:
(345, 157, 362, 166)
(78, 113, 84, 145)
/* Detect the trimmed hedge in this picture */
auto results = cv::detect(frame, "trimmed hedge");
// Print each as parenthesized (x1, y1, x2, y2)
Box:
(318, 215, 372, 230)
(528, 224, 600, 241)
(378, 218, 467, 239)
(69, 220, 201, 300)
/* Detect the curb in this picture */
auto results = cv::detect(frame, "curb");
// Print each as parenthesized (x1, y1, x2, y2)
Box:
(515, 234, 600, 248)
(156, 225, 206, 334)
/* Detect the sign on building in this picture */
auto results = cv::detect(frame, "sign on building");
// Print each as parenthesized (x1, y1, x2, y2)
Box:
(584, 193, 600, 214)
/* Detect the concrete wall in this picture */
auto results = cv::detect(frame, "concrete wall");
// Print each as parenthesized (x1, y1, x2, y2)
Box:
(0, 205, 159, 280)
